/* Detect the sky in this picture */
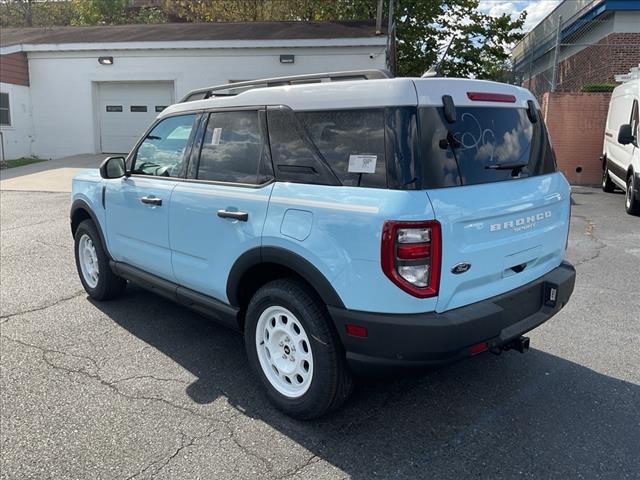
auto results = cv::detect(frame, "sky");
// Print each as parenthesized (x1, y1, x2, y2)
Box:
(478, 0, 562, 32)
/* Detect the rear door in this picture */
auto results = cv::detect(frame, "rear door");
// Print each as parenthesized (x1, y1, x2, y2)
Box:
(417, 104, 570, 313)
(170, 108, 274, 303)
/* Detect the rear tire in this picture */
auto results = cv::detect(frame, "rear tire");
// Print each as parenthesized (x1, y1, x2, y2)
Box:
(602, 162, 615, 193)
(244, 278, 353, 419)
(74, 219, 126, 301)
(625, 174, 640, 216)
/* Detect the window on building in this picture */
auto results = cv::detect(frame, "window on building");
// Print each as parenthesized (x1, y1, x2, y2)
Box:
(0, 93, 10, 126)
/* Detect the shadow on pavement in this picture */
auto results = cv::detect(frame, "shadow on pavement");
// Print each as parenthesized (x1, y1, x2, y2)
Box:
(92, 285, 640, 479)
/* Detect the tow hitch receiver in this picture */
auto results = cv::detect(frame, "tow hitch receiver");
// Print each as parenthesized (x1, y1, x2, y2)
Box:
(502, 336, 530, 353)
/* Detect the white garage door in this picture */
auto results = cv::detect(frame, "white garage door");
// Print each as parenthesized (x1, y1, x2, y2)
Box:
(97, 82, 174, 153)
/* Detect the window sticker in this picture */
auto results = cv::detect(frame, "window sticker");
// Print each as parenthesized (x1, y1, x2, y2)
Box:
(348, 154, 377, 174)
(211, 127, 222, 145)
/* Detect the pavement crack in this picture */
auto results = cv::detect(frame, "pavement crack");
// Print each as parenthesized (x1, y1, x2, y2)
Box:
(124, 428, 217, 480)
(111, 375, 191, 386)
(276, 454, 320, 479)
(0, 290, 85, 324)
(570, 213, 607, 267)
(0, 218, 62, 232)
(35, 238, 69, 249)
(1, 335, 222, 424)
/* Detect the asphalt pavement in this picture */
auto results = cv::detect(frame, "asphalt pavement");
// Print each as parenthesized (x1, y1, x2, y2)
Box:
(0, 185, 638, 479)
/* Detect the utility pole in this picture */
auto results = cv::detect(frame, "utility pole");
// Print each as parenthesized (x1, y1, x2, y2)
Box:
(551, 15, 562, 92)
(376, 0, 384, 35)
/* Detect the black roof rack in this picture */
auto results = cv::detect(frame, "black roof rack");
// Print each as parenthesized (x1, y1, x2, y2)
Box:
(180, 69, 391, 103)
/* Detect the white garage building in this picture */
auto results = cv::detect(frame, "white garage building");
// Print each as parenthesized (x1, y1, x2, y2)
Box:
(0, 21, 388, 159)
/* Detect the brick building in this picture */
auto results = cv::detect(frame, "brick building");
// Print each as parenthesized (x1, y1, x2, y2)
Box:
(512, 0, 640, 97)
(511, 0, 639, 185)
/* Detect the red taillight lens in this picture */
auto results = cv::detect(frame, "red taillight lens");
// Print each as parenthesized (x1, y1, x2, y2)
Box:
(466, 92, 516, 103)
(397, 243, 430, 260)
(345, 324, 368, 337)
(381, 220, 441, 298)
(469, 341, 489, 355)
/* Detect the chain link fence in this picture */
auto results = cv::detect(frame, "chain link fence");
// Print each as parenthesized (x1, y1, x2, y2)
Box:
(513, 10, 640, 97)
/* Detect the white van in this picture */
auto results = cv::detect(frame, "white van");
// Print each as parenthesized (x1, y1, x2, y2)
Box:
(601, 78, 640, 215)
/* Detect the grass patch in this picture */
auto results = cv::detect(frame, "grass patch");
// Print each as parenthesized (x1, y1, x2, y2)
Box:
(0, 157, 46, 169)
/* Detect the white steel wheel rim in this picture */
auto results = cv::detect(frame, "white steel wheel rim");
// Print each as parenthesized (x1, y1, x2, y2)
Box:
(627, 181, 632, 208)
(255, 306, 314, 398)
(78, 234, 99, 289)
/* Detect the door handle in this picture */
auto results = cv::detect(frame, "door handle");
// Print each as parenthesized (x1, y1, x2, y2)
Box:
(217, 209, 248, 221)
(140, 196, 162, 206)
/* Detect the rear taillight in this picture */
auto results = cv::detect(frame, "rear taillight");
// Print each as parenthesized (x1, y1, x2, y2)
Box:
(381, 220, 441, 298)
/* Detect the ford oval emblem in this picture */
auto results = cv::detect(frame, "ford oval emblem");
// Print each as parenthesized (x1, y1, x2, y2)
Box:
(451, 262, 471, 274)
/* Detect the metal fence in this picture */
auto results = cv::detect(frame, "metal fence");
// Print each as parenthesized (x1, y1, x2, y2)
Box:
(514, 13, 639, 97)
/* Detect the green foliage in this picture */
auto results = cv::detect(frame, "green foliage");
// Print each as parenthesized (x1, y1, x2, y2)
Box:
(395, 0, 525, 78)
(0, 157, 45, 169)
(0, 0, 74, 28)
(0, 0, 525, 81)
(580, 83, 617, 93)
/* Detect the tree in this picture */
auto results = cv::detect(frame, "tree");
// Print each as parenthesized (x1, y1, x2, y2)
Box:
(0, 0, 74, 28)
(393, 0, 525, 78)
(0, 0, 525, 81)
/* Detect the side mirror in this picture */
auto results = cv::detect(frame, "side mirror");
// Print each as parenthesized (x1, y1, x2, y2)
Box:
(99, 156, 126, 179)
(617, 123, 634, 145)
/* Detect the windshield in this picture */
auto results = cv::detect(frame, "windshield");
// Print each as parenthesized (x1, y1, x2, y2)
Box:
(419, 106, 557, 188)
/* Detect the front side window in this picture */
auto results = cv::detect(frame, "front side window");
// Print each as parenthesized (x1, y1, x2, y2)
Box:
(0, 93, 10, 126)
(297, 109, 387, 188)
(419, 106, 556, 188)
(197, 110, 268, 184)
(132, 114, 196, 177)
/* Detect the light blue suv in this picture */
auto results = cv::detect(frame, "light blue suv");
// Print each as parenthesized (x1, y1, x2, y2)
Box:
(71, 71, 576, 419)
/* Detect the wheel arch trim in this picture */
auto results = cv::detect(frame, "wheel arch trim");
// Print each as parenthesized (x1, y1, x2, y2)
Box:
(70, 199, 111, 260)
(226, 246, 345, 309)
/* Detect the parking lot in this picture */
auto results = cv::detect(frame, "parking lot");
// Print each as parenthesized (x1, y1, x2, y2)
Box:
(1, 184, 639, 479)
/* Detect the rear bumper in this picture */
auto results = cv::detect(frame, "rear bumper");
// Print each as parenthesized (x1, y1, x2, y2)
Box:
(329, 261, 576, 375)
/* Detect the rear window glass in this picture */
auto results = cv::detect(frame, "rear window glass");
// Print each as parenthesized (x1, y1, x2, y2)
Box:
(419, 107, 556, 188)
(297, 110, 386, 188)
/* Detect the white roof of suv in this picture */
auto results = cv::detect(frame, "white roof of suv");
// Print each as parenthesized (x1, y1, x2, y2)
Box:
(161, 75, 535, 119)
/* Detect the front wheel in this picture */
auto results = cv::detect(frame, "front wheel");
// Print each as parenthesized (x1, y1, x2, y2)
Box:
(74, 219, 126, 300)
(245, 278, 352, 419)
(626, 174, 640, 216)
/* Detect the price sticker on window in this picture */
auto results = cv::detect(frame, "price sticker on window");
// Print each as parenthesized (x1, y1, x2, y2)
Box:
(211, 127, 222, 145)
(348, 154, 377, 174)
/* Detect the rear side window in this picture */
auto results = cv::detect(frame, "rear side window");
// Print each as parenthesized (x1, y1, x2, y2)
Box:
(197, 110, 269, 184)
(297, 110, 386, 188)
(266, 107, 339, 186)
(419, 107, 556, 188)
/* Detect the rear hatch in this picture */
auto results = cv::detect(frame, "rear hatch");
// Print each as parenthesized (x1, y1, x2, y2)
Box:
(415, 87, 570, 313)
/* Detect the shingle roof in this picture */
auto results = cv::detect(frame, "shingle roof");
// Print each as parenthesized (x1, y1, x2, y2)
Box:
(0, 20, 385, 48)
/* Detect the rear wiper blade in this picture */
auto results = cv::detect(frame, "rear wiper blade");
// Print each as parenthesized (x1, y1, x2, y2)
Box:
(485, 162, 528, 170)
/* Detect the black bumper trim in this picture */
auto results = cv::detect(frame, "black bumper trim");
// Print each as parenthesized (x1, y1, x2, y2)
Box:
(329, 262, 576, 374)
